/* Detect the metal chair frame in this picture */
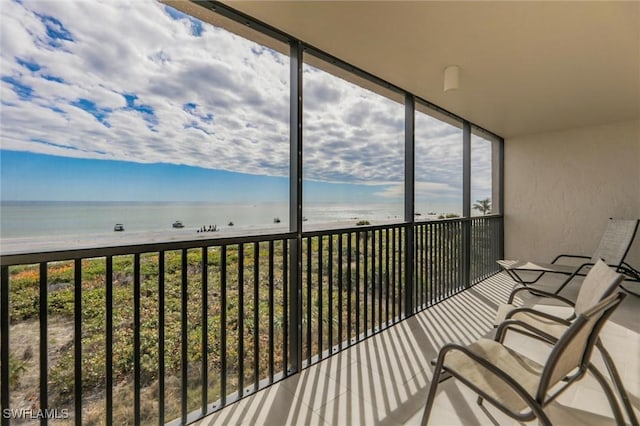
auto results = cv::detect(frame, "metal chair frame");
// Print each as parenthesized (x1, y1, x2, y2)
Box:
(421, 293, 628, 426)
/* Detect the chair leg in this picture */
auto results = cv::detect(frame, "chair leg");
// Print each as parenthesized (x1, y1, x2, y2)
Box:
(596, 341, 639, 426)
(588, 364, 626, 426)
(421, 359, 445, 426)
(554, 272, 579, 295)
(528, 402, 553, 426)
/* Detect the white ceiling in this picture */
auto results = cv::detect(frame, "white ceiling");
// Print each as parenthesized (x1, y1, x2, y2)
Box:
(221, 1, 639, 139)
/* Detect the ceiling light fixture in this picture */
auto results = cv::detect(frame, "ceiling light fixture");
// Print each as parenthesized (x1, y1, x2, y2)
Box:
(444, 65, 459, 92)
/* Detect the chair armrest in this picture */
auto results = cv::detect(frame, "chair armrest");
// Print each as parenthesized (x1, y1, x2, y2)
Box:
(504, 306, 575, 325)
(495, 319, 559, 345)
(507, 286, 576, 307)
(551, 254, 590, 264)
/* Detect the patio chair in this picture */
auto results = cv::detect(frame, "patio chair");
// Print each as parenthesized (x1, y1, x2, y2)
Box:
(497, 218, 639, 295)
(495, 259, 638, 426)
(421, 291, 628, 426)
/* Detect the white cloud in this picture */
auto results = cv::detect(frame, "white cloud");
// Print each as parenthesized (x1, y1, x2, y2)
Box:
(1, 0, 492, 192)
(375, 181, 459, 199)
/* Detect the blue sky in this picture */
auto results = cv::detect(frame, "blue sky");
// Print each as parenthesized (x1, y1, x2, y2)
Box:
(0, 0, 492, 206)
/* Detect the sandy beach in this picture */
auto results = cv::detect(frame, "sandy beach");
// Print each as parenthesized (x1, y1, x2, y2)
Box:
(0, 219, 409, 256)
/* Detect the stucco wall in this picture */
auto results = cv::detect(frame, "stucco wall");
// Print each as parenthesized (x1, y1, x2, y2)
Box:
(504, 119, 640, 269)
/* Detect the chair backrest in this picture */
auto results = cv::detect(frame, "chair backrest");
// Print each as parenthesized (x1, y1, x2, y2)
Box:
(590, 218, 639, 266)
(574, 259, 624, 315)
(537, 291, 626, 401)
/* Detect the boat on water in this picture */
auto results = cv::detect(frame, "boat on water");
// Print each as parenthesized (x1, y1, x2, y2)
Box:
(114, 224, 125, 232)
(172, 220, 184, 228)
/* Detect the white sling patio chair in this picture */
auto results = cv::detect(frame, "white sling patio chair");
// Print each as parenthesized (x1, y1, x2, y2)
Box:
(495, 260, 638, 426)
(497, 218, 639, 295)
(421, 291, 628, 426)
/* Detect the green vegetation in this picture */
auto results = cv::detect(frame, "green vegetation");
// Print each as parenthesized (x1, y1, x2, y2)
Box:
(437, 213, 460, 219)
(5, 234, 403, 425)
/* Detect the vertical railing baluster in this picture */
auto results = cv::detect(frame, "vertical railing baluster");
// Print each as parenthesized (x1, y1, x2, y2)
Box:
(282, 241, 288, 374)
(492, 218, 496, 271)
(448, 223, 453, 295)
(446, 223, 450, 294)
(220, 246, 227, 405)
(39, 263, 48, 426)
(469, 220, 473, 283)
(1, 266, 9, 426)
(495, 218, 499, 271)
(471, 219, 481, 284)
(327, 236, 333, 352)
(238, 244, 244, 397)
(74, 259, 82, 426)
(429, 224, 433, 305)
(317, 236, 323, 359)
(457, 222, 462, 289)
(430, 224, 435, 302)
(391, 228, 396, 320)
(337, 235, 343, 349)
(454, 222, 458, 290)
(361, 232, 366, 337)
(446, 223, 450, 295)
(371, 230, 376, 332)
(486, 219, 490, 275)
(420, 225, 424, 305)
(355, 232, 360, 338)
(477, 219, 481, 281)
(385, 229, 390, 326)
(428, 224, 431, 302)
(415, 225, 419, 309)
(447, 223, 452, 294)
(202, 247, 208, 415)
(472, 219, 476, 282)
(451, 223, 455, 294)
(421, 224, 426, 308)
(105, 257, 113, 426)
(347, 233, 352, 342)
(439, 224, 444, 299)
(422, 224, 427, 308)
(416, 225, 420, 308)
(432, 223, 437, 303)
(485, 219, 489, 277)
(134, 254, 141, 426)
(398, 228, 403, 316)
(158, 252, 165, 425)
(269, 241, 275, 383)
(481, 219, 484, 279)
(253, 242, 259, 390)
(306, 238, 311, 364)
(481, 219, 485, 278)
(374, 229, 382, 330)
(181, 250, 188, 425)
(477, 219, 480, 280)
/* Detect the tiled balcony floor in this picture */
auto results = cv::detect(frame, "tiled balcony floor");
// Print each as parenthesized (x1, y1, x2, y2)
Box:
(196, 272, 640, 425)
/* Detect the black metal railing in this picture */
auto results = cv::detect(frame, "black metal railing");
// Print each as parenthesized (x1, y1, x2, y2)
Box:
(0, 216, 502, 425)
(300, 224, 406, 367)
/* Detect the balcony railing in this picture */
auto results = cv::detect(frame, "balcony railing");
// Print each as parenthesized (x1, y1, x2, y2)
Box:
(0, 215, 502, 425)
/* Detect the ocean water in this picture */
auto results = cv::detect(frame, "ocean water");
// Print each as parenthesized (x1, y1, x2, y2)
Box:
(0, 201, 408, 240)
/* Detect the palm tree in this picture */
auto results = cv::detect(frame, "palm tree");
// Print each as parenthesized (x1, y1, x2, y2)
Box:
(472, 198, 491, 215)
